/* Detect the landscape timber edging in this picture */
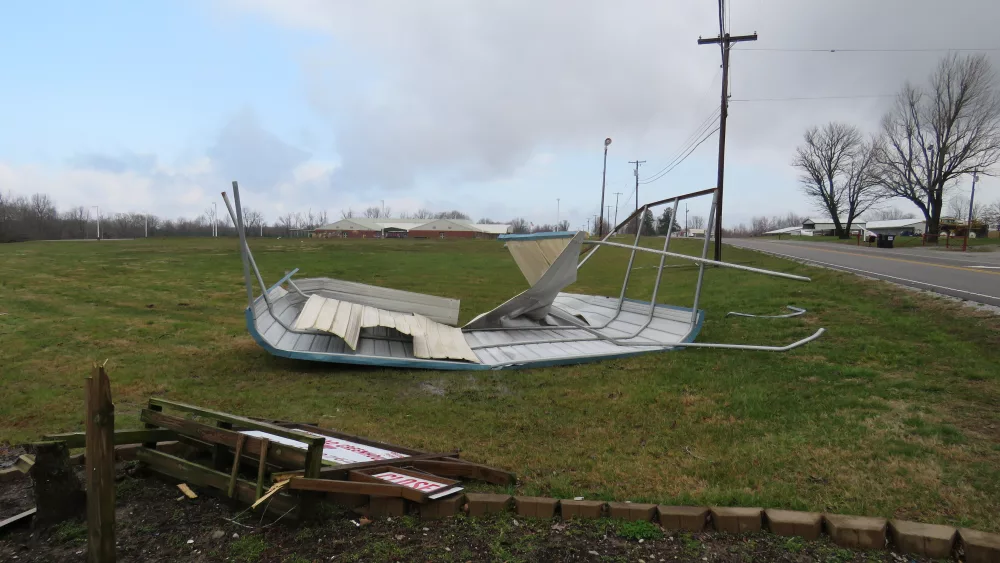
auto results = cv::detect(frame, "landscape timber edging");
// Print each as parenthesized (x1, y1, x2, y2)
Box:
(408, 493, 999, 561)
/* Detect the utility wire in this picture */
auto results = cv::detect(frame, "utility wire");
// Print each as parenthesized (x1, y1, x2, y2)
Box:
(640, 126, 720, 185)
(730, 94, 896, 102)
(639, 107, 720, 182)
(735, 47, 1000, 53)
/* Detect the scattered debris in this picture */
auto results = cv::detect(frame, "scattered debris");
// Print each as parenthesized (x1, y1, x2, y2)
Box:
(177, 483, 198, 499)
(222, 183, 824, 371)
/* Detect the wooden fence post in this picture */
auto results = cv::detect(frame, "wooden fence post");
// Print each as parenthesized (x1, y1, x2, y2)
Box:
(86, 365, 116, 563)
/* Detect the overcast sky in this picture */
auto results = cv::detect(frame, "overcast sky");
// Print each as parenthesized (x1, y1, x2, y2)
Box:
(2, 0, 998, 229)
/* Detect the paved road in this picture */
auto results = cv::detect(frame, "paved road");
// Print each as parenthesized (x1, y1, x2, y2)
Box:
(727, 238, 1000, 308)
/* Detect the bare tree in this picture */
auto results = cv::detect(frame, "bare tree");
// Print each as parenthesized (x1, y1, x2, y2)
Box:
(556, 220, 570, 231)
(689, 215, 705, 229)
(946, 193, 985, 221)
(793, 122, 883, 238)
(750, 216, 774, 236)
(364, 206, 383, 219)
(340, 208, 354, 219)
(62, 206, 89, 238)
(477, 217, 495, 224)
(983, 199, 1000, 230)
(509, 217, 529, 234)
(242, 207, 264, 234)
(435, 210, 470, 220)
(877, 53, 1000, 236)
(864, 208, 917, 221)
(413, 208, 434, 219)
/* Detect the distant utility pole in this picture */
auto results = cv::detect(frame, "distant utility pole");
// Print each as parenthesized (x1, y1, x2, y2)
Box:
(613, 192, 623, 231)
(698, 25, 757, 261)
(586, 217, 591, 234)
(599, 138, 612, 237)
(212, 202, 218, 237)
(685, 203, 689, 237)
(607, 206, 613, 230)
(629, 160, 645, 212)
(965, 172, 979, 251)
(556, 198, 560, 227)
(629, 160, 645, 234)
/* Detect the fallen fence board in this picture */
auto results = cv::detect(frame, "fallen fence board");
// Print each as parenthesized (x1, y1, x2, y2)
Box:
(287, 478, 409, 498)
(271, 451, 462, 482)
(148, 399, 324, 448)
(135, 447, 297, 516)
(140, 409, 306, 469)
(42, 429, 176, 449)
(0, 508, 36, 533)
(407, 460, 516, 485)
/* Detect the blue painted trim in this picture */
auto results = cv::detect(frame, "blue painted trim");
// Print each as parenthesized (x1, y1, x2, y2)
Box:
(266, 268, 300, 294)
(244, 299, 704, 371)
(498, 231, 576, 241)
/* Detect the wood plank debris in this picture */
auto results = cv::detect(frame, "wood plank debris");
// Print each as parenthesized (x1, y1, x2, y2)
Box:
(33, 395, 514, 525)
(177, 484, 198, 499)
(0, 508, 36, 533)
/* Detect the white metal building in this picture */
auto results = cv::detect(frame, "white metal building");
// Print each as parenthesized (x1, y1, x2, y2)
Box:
(864, 219, 926, 236)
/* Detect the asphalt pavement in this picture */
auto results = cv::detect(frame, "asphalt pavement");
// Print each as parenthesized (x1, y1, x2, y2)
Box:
(727, 238, 1000, 308)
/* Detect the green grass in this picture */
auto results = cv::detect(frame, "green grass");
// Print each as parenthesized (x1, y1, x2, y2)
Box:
(229, 534, 268, 562)
(2, 237, 1000, 531)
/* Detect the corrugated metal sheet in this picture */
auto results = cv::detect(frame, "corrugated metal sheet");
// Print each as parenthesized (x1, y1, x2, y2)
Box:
(292, 294, 479, 363)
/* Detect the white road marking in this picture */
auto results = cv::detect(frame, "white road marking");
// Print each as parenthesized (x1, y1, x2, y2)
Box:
(969, 266, 1000, 269)
(737, 246, 1000, 303)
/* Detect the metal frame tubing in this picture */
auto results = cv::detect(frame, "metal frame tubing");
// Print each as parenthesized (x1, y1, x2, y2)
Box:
(690, 192, 717, 323)
(477, 328, 827, 360)
(588, 241, 811, 282)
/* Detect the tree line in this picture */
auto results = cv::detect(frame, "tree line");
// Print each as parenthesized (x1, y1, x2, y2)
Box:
(0, 191, 566, 242)
(792, 53, 1000, 238)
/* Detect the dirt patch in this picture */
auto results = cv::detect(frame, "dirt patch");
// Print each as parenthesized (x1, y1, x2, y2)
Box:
(0, 465, 945, 563)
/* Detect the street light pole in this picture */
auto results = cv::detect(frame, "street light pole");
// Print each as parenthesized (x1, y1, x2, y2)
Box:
(556, 198, 560, 229)
(92, 206, 100, 240)
(212, 202, 218, 237)
(599, 138, 612, 237)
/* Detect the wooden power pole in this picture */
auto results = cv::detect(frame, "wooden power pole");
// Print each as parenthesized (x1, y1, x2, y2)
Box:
(698, 31, 757, 260)
(629, 160, 645, 233)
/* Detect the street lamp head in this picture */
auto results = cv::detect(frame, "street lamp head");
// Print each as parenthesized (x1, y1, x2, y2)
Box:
(604, 138, 612, 147)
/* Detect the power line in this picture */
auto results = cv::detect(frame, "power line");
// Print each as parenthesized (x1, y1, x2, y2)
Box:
(639, 107, 720, 182)
(639, 126, 720, 185)
(736, 47, 1000, 53)
(730, 94, 896, 102)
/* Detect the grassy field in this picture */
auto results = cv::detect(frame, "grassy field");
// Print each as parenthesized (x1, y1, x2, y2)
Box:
(766, 233, 1000, 249)
(2, 236, 1000, 531)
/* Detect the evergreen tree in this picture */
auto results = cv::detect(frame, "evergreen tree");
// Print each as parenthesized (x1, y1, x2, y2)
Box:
(656, 208, 676, 235)
(641, 209, 656, 236)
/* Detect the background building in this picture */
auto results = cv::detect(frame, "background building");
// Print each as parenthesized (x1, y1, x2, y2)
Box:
(314, 218, 511, 239)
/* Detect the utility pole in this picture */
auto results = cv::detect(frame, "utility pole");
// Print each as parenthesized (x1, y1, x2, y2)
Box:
(556, 198, 560, 228)
(685, 203, 689, 237)
(599, 138, 612, 237)
(965, 172, 979, 251)
(212, 202, 218, 237)
(607, 206, 613, 232)
(698, 24, 757, 261)
(613, 192, 623, 231)
(629, 160, 645, 234)
(144, 213, 148, 238)
(586, 217, 591, 235)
